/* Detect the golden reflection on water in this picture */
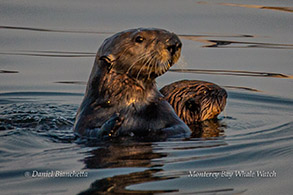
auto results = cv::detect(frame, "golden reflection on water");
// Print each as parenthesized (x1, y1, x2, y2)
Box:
(80, 143, 177, 193)
(79, 120, 227, 194)
(197, 1, 293, 13)
(1, 25, 292, 96)
(53, 68, 291, 93)
(1, 25, 293, 52)
(179, 35, 293, 49)
(189, 119, 226, 138)
(218, 3, 293, 13)
(79, 169, 178, 194)
(83, 143, 164, 168)
(169, 69, 293, 79)
(223, 86, 262, 93)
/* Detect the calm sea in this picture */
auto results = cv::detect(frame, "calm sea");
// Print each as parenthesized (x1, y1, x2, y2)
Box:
(1, 0, 292, 194)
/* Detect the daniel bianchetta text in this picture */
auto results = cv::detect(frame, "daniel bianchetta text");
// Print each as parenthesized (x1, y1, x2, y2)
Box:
(24, 170, 88, 178)
(188, 170, 277, 179)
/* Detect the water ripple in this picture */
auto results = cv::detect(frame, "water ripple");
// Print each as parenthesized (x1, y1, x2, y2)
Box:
(0, 91, 83, 97)
(218, 3, 293, 13)
(0, 70, 19, 74)
(2, 25, 292, 51)
(0, 51, 95, 58)
(179, 35, 293, 49)
(0, 103, 76, 142)
(169, 68, 293, 79)
(0, 25, 114, 34)
(198, 2, 293, 13)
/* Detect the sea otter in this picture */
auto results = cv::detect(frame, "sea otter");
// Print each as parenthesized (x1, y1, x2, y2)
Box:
(160, 80, 227, 125)
(73, 28, 191, 140)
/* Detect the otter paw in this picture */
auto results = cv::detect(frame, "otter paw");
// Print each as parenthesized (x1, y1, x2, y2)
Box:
(99, 113, 123, 139)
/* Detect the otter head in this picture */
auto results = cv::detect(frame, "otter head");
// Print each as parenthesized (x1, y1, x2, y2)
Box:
(97, 28, 182, 80)
(184, 84, 227, 122)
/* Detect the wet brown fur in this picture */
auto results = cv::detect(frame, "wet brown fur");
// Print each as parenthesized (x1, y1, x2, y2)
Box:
(160, 80, 227, 125)
(73, 28, 190, 139)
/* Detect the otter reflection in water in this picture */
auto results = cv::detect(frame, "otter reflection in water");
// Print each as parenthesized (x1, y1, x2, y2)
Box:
(78, 120, 226, 194)
(73, 28, 227, 140)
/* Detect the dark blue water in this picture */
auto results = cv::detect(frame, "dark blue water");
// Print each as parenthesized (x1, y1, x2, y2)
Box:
(1, 0, 292, 194)
(1, 91, 292, 194)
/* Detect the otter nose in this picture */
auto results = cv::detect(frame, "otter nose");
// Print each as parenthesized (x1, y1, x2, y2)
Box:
(167, 38, 182, 56)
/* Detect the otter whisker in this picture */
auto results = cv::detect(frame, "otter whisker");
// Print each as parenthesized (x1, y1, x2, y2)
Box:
(133, 51, 155, 80)
(145, 55, 154, 80)
(126, 52, 149, 75)
(154, 59, 159, 75)
(144, 51, 156, 79)
(136, 60, 148, 80)
(158, 61, 166, 75)
(108, 43, 134, 71)
(163, 61, 169, 73)
(147, 54, 156, 80)
(146, 56, 153, 79)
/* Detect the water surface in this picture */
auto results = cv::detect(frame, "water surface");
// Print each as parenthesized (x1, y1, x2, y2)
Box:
(0, 0, 292, 194)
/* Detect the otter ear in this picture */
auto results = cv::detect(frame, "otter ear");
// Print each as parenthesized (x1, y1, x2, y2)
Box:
(99, 54, 116, 71)
(99, 54, 115, 65)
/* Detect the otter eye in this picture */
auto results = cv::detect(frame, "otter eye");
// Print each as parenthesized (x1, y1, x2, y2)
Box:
(135, 36, 145, 43)
(186, 99, 198, 112)
(203, 89, 210, 95)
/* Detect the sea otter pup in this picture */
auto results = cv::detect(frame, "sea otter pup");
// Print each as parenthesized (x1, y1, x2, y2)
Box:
(73, 28, 191, 140)
(160, 80, 227, 125)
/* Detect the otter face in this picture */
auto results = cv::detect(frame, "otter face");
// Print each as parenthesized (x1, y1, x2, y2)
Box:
(198, 87, 227, 121)
(97, 28, 182, 80)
